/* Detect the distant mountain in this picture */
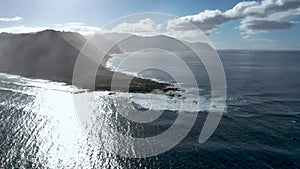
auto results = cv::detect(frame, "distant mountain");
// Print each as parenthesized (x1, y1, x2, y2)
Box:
(86, 34, 122, 54)
(102, 33, 212, 53)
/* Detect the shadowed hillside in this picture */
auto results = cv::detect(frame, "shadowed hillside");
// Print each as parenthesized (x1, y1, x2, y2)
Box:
(0, 30, 169, 92)
(0, 30, 89, 81)
(0, 30, 212, 92)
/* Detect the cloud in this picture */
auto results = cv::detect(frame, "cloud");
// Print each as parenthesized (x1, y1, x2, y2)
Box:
(167, 0, 300, 37)
(240, 18, 295, 35)
(0, 19, 160, 37)
(108, 18, 159, 36)
(167, 10, 230, 34)
(0, 26, 45, 34)
(165, 29, 205, 42)
(53, 22, 101, 35)
(224, 1, 259, 18)
(0, 23, 101, 35)
(240, 0, 300, 18)
(0, 16, 22, 22)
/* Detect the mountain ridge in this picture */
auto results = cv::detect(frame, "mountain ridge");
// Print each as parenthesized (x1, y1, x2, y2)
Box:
(0, 30, 171, 92)
(0, 30, 211, 92)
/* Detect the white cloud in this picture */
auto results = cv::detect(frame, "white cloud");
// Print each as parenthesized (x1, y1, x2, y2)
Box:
(164, 29, 207, 42)
(240, 18, 295, 35)
(0, 19, 161, 37)
(0, 23, 101, 35)
(0, 26, 45, 34)
(53, 22, 102, 35)
(0, 16, 22, 22)
(167, 10, 229, 34)
(224, 1, 259, 18)
(109, 18, 159, 36)
(167, 0, 300, 37)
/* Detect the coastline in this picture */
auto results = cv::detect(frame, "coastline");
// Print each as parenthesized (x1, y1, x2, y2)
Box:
(15, 55, 174, 93)
(74, 56, 176, 93)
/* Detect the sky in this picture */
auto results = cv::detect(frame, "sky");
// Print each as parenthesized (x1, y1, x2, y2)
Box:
(0, 0, 299, 50)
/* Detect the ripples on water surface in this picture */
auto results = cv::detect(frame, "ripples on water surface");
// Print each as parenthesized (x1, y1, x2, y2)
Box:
(0, 51, 300, 168)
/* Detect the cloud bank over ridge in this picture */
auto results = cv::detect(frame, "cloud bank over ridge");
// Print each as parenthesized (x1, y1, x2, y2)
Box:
(0, 16, 22, 22)
(0, 0, 299, 41)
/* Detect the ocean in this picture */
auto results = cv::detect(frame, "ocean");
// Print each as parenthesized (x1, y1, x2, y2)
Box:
(0, 50, 299, 168)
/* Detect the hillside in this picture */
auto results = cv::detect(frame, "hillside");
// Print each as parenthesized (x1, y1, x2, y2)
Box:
(0, 30, 168, 92)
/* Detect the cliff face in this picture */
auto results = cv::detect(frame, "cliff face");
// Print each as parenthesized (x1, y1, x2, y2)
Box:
(0, 30, 169, 92)
(0, 30, 90, 81)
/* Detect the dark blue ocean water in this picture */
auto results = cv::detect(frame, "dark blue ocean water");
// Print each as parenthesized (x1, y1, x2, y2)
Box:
(0, 50, 299, 168)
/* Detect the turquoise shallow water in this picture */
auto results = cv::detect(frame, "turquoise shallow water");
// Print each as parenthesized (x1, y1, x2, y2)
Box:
(0, 50, 299, 168)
